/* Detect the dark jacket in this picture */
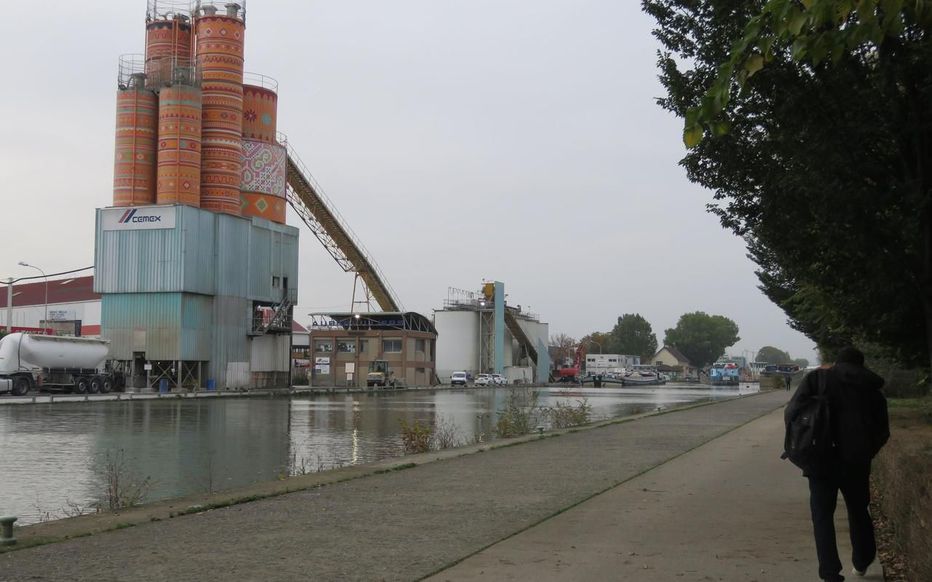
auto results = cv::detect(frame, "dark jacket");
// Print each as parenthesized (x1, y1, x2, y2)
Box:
(786, 364, 890, 474)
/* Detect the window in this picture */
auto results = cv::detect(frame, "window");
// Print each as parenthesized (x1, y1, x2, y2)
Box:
(272, 276, 281, 288)
(314, 339, 333, 353)
(382, 339, 402, 353)
(359, 339, 369, 354)
(415, 339, 426, 352)
(337, 339, 356, 353)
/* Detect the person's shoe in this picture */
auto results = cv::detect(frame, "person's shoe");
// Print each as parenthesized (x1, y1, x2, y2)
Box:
(851, 566, 866, 577)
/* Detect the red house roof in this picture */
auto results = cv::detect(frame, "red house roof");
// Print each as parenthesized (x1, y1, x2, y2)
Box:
(0, 275, 99, 308)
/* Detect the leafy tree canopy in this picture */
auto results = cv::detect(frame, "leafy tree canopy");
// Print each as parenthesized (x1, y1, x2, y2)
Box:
(549, 333, 577, 366)
(792, 358, 810, 368)
(643, 0, 932, 367)
(756, 346, 792, 364)
(664, 312, 740, 367)
(608, 313, 659, 360)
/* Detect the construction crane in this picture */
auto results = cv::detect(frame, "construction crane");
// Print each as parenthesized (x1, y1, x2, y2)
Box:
(282, 139, 402, 313)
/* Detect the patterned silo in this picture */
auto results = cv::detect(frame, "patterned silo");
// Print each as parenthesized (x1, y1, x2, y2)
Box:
(157, 84, 202, 206)
(145, 11, 193, 88)
(113, 64, 158, 207)
(242, 79, 277, 143)
(241, 77, 285, 224)
(196, 3, 246, 216)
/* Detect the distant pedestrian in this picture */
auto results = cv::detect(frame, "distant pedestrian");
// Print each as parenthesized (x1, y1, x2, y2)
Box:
(784, 347, 889, 581)
(784, 374, 792, 391)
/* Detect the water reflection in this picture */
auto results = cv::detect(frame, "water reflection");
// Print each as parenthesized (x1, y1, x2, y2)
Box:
(0, 384, 756, 524)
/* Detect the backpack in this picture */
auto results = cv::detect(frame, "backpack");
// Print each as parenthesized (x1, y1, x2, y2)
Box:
(782, 369, 834, 473)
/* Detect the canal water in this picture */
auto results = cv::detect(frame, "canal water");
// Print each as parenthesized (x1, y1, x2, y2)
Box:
(0, 384, 757, 524)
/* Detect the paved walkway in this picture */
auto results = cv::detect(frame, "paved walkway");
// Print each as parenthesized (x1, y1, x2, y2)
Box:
(0, 390, 883, 581)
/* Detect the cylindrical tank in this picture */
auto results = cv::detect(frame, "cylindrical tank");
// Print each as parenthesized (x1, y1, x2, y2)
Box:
(195, 9, 246, 84)
(241, 139, 287, 223)
(157, 84, 202, 207)
(145, 15, 193, 88)
(9, 333, 110, 372)
(200, 80, 244, 214)
(242, 81, 277, 143)
(197, 9, 246, 215)
(113, 76, 158, 207)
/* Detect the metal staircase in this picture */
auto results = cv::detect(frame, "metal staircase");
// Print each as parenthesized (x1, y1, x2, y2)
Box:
(282, 139, 402, 313)
(251, 290, 295, 335)
(504, 310, 538, 365)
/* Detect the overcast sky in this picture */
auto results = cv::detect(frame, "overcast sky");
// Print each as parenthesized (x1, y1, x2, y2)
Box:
(0, 0, 817, 363)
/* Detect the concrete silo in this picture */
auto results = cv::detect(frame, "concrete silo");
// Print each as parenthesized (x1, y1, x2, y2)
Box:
(113, 60, 158, 207)
(241, 75, 286, 224)
(195, 2, 246, 215)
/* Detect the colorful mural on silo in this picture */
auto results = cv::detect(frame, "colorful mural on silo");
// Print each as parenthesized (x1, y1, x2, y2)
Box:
(242, 82, 277, 142)
(156, 85, 202, 206)
(196, 3, 246, 215)
(241, 78, 285, 224)
(113, 66, 158, 207)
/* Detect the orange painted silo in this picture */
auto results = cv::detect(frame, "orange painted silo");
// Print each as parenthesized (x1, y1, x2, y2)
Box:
(200, 81, 244, 214)
(243, 81, 277, 143)
(157, 85, 202, 207)
(145, 15, 193, 88)
(241, 140, 287, 224)
(196, 5, 246, 215)
(113, 73, 158, 207)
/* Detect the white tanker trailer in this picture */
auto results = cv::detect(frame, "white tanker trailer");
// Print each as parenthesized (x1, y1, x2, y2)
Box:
(0, 333, 123, 396)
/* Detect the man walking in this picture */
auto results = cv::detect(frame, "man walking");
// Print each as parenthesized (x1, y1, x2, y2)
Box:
(785, 347, 890, 581)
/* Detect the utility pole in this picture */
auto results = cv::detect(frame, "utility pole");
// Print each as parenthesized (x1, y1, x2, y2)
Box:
(4, 277, 12, 334)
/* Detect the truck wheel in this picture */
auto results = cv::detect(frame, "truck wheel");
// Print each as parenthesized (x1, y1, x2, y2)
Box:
(74, 376, 89, 394)
(99, 376, 113, 394)
(89, 377, 102, 394)
(12, 376, 32, 396)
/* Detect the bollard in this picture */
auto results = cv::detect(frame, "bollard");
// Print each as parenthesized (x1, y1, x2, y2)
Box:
(0, 516, 17, 546)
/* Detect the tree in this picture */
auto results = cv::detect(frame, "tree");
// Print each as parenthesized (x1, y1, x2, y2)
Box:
(549, 333, 577, 366)
(580, 331, 612, 355)
(793, 358, 810, 368)
(664, 312, 740, 367)
(643, 0, 932, 367)
(756, 346, 792, 364)
(608, 314, 658, 360)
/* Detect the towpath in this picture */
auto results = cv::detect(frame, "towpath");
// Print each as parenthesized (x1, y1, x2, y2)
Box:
(0, 389, 883, 581)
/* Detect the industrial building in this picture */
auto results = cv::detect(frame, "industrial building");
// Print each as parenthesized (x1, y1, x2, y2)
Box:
(1, 275, 101, 336)
(307, 312, 437, 387)
(9, 1, 435, 392)
(433, 282, 550, 384)
(96, 0, 299, 390)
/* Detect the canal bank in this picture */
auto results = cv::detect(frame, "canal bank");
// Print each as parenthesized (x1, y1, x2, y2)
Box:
(0, 389, 861, 582)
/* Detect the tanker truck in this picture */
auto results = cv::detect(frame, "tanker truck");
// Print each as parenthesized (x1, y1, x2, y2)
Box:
(0, 333, 122, 396)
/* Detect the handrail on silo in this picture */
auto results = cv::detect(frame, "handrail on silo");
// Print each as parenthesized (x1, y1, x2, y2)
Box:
(117, 54, 146, 89)
(146, 0, 195, 22)
(244, 72, 278, 93)
(193, 0, 247, 22)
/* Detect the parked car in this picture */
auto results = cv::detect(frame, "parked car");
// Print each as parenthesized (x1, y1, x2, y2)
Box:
(451, 371, 468, 386)
(475, 374, 491, 386)
(491, 374, 506, 385)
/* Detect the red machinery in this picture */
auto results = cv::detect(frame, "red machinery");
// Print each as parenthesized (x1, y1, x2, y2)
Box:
(555, 344, 586, 382)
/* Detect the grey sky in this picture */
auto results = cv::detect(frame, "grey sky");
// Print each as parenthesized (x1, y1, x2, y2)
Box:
(0, 0, 816, 363)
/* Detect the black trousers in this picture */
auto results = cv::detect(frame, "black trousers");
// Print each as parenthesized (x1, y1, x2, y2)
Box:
(807, 464, 876, 581)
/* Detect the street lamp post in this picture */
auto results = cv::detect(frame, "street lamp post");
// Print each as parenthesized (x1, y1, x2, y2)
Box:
(588, 340, 602, 354)
(18, 262, 48, 334)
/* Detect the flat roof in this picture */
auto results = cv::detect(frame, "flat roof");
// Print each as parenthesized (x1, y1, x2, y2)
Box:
(308, 312, 437, 335)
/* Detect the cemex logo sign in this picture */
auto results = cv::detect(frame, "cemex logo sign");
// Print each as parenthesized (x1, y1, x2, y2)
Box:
(102, 206, 176, 231)
(119, 209, 161, 224)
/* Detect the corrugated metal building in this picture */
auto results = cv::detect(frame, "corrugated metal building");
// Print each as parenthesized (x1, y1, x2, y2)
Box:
(95, 204, 298, 390)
